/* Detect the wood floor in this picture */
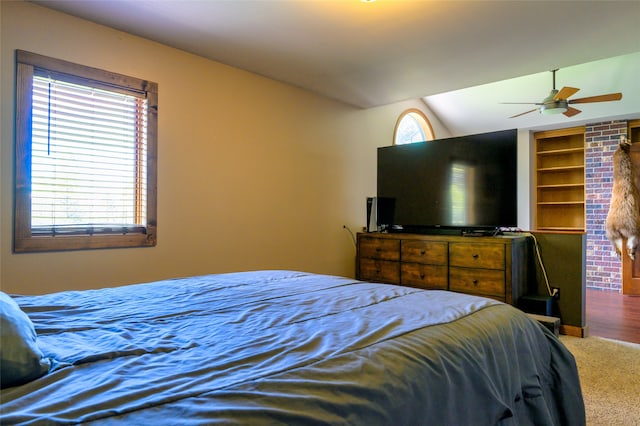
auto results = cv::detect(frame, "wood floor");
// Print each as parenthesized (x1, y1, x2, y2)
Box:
(586, 288, 640, 344)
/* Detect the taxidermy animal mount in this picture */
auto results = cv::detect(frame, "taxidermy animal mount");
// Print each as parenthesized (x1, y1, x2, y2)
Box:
(606, 135, 640, 260)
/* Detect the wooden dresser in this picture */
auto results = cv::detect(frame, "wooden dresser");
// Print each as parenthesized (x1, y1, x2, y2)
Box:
(356, 233, 530, 305)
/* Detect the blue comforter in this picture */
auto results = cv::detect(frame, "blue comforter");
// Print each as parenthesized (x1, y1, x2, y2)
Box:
(1, 270, 584, 425)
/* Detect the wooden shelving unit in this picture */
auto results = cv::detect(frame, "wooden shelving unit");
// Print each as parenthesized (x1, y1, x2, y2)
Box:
(630, 119, 640, 143)
(534, 126, 586, 232)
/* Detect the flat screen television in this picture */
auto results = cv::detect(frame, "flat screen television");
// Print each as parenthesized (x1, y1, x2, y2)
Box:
(377, 128, 517, 235)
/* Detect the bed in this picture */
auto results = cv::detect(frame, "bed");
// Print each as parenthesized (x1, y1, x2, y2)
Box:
(1, 270, 584, 425)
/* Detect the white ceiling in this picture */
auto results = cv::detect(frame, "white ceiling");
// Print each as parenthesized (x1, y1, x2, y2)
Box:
(31, 0, 640, 135)
(426, 52, 640, 135)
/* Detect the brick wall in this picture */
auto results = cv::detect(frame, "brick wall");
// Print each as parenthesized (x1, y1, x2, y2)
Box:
(585, 120, 629, 291)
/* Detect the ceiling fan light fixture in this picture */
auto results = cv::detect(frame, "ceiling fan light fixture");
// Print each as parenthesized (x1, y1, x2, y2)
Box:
(540, 100, 568, 115)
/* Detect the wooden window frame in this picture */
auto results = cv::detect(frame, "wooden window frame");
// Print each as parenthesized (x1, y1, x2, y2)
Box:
(393, 108, 435, 145)
(14, 50, 158, 253)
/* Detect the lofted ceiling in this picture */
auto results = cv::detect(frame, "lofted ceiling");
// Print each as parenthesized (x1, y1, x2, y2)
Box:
(30, 0, 640, 135)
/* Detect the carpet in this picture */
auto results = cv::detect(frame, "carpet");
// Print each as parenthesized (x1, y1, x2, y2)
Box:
(560, 335, 640, 425)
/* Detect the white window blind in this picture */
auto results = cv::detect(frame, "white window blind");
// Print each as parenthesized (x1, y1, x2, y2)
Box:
(31, 75, 148, 235)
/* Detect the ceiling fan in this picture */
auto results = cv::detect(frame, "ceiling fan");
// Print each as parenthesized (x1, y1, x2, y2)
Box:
(505, 69, 622, 118)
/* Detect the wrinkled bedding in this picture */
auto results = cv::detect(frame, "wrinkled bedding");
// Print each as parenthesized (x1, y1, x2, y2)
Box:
(1, 270, 584, 425)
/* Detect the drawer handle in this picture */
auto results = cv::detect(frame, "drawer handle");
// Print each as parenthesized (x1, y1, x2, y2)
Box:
(420, 273, 425, 279)
(375, 247, 382, 252)
(472, 254, 479, 259)
(420, 250, 426, 255)
(472, 279, 478, 285)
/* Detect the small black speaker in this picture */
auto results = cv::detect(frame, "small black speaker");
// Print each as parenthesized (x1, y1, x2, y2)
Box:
(366, 197, 376, 232)
(519, 294, 554, 316)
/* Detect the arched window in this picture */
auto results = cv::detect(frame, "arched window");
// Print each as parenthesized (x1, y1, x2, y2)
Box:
(393, 109, 434, 145)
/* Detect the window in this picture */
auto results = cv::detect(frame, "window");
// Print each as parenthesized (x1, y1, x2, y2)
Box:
(14, 50, 158, 252)
(393, 109, 434, 145)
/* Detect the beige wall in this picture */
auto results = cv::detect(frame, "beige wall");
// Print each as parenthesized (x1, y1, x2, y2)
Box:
(0, 1, 450, 294)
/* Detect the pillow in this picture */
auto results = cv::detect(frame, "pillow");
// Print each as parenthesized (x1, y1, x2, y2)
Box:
(0, 291, 50, 388)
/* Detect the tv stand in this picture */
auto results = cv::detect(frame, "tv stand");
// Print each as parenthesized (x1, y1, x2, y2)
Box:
(356, 232, 530, 305)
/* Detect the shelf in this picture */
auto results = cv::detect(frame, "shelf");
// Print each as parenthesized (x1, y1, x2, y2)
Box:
(537, 165, 584, 172)
(536, 226, 585, 232)
(534, 126, 586, 140)
(537, 147, 585, 156)
(537, 201, 584, 206)
(538, 183, 584, 189)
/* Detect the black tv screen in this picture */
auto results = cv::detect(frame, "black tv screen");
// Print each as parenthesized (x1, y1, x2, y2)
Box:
(377, 129, 517, 233)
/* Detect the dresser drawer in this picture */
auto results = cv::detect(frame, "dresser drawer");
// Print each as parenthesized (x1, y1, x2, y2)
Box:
(359, 237, 400, 261)
(401, 240, 447, 265)
(449, 242, 505, 270)
(401, 263, 447, 290)
(449, 267, 505, 298)
(359, 258, 400, 283)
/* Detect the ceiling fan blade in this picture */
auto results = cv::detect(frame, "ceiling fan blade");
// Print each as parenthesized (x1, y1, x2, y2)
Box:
(569, 93, 622, 104)
(563, 107, 581, 117)
(509, 108, 539, 118)
(500, 102, 543, 105)
(554, 86, 580, 100)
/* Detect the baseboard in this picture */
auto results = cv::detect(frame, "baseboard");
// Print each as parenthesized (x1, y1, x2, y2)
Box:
(560, 324, 589, 338)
